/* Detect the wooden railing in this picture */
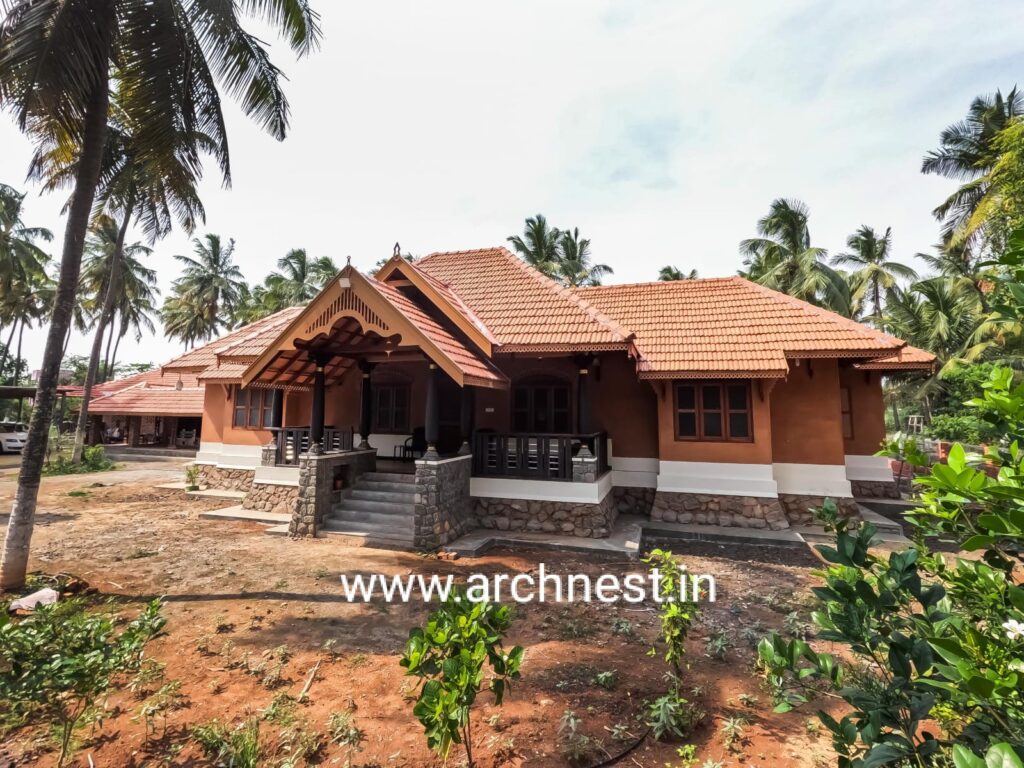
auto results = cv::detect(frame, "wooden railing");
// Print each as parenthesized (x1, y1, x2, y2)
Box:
(275, 427, 354, 466)
(471, 431, 609, 481)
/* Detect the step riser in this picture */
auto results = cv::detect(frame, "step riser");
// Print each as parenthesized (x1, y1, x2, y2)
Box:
(335, 498, 414, 515)
(347, 489, 415, 503)
(331, 510, 414, 527)
(352, 481, 417, 494)
(360, 472, 415, 484)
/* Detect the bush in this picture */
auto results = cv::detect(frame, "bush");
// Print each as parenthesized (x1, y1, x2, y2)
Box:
(42, 445, 115, 476)
(924, 413, 995, 444)
(759, 366, 1024, 766)
(400, 590, 523, 768)
(0, 598, 165, 767)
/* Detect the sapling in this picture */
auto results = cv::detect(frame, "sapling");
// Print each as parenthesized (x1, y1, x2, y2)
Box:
(400, 589, 523, 768)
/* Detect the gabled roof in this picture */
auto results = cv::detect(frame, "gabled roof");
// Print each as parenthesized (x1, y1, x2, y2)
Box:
(88, 385, 204, 416)
(162, 308, 304, 371)
(415, 247, 635, 352)
(855, 344, 935, 371)
(577, 277, 909, 379)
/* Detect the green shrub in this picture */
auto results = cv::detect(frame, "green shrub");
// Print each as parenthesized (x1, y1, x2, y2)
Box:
(0, 598, 165, 767)
(924, 413, 995, 444)
(759, 366, 1024, 766)
(192, 718, 263, 767)
(400, 589, 523, 768)
(42, 445, 115, 476)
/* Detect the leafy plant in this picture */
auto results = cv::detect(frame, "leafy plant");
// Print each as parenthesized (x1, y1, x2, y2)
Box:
(611, 616, 635, 638)
(184, 463, 201, 490)
(720, 715, 748, 752)
(759, 365, 1024, 767)
(593, 669, 618, 689)
(192, 718, 263, 767)
(557, 709, 604, 765)
(42, 445, 115, 476)
(646, 690, 704, 742)
(400, 589, 523, 767)
(704, 630, 730, 659)
(643, 548, 697, 679)
(328, 710, 365, 767)
(134, 680, 185, 740)
(0, 598, 164, 767)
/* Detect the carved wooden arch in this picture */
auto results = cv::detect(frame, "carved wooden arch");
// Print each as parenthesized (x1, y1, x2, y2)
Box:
(293, 288, 395, 346)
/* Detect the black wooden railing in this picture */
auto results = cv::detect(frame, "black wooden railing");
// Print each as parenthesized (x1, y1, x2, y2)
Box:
(275, 427, 354, 466)
(471, 431, 609, 481)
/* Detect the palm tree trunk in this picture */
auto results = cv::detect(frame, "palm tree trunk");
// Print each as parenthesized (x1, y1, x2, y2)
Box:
(72, 204, 132, 465)
(101, 313, 115, 382)
(109, 317, 123, 379)
(1, 68, 111, 591)
(2, 322, 17, 384)
(15, 321, 25, 422)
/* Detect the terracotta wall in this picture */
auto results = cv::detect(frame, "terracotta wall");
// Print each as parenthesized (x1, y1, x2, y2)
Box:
(655, 378, 774, 464)
(202, 383, 273, 446)
(770, 358, 845, 465)
(839, 366, 886, 456)
(592, 353, 658, 458)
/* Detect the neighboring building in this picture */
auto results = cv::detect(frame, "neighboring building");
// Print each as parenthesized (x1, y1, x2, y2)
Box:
(159, 248, 933, 548)
(76, 369, 204, 447)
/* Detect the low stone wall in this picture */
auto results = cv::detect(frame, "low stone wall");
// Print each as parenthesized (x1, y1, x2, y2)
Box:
(195, 465, 254, 492)
(414, 455, 475, 549)
(779, 494, 860, 525)
(475, 493, 617, 538)
(243, 482, 298, 515)
(612, 486, 655, 516)
(652, 491, 789, 530)
(850, 479, 900, 499)
(289, 448, 377, 537)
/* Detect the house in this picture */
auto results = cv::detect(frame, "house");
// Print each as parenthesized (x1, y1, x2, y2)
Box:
(161, 247, 933, 548)
(73, 368, 204, 447)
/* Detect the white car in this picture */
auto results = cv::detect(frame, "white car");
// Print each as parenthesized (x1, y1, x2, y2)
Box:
(0, 422, 27, 454)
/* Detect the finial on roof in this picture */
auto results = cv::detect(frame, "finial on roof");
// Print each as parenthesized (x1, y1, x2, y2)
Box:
(393, 242, 401, 257)
(346, 255, 351, 266)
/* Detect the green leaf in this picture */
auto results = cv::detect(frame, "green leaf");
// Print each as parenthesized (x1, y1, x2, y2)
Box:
(952, 744, 985, 768)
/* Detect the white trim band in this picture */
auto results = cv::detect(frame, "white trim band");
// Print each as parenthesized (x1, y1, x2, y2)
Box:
(656, 461, 778, 497)
(610, 456, 659, 489)
(844, 454, 895, 483)
(194, 441, 262, 470)
(254, 465, 300, 486)
(773, 463, 853, 497)
(470, 472, 613, 504)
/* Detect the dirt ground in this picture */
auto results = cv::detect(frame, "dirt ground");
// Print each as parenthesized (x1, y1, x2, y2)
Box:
(0, 460, 841, 767)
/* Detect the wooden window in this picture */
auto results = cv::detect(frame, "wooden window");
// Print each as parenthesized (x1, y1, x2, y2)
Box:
(840, 386, 854, 440)
(373, 382, 411, 434)
(674, 381, 752, 442)
(232, 387, 276, 429)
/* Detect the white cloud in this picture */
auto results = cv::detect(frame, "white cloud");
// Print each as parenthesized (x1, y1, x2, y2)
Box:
(2, 0, 1021, 370)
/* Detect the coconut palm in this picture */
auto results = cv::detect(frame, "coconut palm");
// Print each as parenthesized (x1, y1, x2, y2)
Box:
(265, 248, 339, 305)
(161, 288, 209, 351)
(833, 226, 917, 323)
(508, 214, 561, 275)
(231, 282, 285, 325)
(553, 227, 612, 287)
(167, 234, 247, 339)
(922, 87, 1023, 245)
(739, 198, 844, 306)
(0, 184, 50, 376)
(658, 266, 698, 281)
(0, 0, 321, 590)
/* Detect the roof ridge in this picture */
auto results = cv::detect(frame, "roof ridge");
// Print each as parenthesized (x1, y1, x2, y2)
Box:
(736, 278, 904, 349)
(576, 276, 744, 292)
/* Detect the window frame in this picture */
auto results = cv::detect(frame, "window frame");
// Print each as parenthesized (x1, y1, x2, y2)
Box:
(840, 386, 854, 441)
(511, 377, 572, 434)
(232, 387, 275, 430)
(673, 381, 754, 443)
(372, 382, 412, 434)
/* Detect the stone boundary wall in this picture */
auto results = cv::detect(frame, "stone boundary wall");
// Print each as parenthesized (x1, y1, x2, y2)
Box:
(474, 493, 617, 538)
(243, 482, 298, 515)
(195, 465, 254, 492)
(652, 491, 789, 530)
(850, 479, 900, 499)
(414, 455, 475, 549)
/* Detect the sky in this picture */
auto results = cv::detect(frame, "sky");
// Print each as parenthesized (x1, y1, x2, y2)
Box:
(2, 0, 1022, 372)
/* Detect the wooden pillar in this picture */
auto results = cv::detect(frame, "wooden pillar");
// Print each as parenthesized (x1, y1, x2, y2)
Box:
(458, 385, 474, 455)
(310, 364, 327, 447)
(357, 359, 375, 449)
(575, 354, 594, 434)
(424, 363, 440, 460)
(271, 389, 284, 428)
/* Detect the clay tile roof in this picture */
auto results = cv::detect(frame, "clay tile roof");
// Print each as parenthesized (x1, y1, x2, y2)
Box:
(370, 278, 506, 386)
(577, 277, 908, 378)
(395, 259, 501, 348)
(162, 307, 304, 371)
(93, 367, 199, 394)
(88, 385, 204, 416)
(415, 247, 634, 351)
(855, 344, 936, 371)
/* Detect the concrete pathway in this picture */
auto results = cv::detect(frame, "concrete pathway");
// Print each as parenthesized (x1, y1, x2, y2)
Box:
(199, 505, 290, 525)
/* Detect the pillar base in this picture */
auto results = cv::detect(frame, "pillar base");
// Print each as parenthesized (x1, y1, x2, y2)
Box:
(457, 441, 470, 456)
(422, 445, 440, 462)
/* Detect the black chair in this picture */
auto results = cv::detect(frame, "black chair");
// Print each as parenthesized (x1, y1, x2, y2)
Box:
(402, 427, 427, 460)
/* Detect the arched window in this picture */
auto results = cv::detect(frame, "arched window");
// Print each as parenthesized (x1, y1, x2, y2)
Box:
(512, 376, 571, 433)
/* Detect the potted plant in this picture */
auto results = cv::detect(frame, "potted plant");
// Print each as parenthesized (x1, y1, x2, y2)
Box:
(184, 464, 201, 491)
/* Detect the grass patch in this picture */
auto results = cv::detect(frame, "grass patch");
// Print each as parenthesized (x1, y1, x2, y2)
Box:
(42, 446, 116, 477)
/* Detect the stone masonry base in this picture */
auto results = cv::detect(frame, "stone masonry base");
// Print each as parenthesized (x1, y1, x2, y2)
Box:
(475, 494, 617, 538)
(652, 491, 789, 530)
(242, 482, 298, 515)
(195, 465, 254, 492)
(850, 479, 900, 499)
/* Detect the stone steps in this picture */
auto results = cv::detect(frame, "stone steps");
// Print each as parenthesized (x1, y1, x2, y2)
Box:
(347, 487, 415, 503)
(325, 471, 416, 544)
(360, 471, 415, 484)
(355, 480, 417, 494)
